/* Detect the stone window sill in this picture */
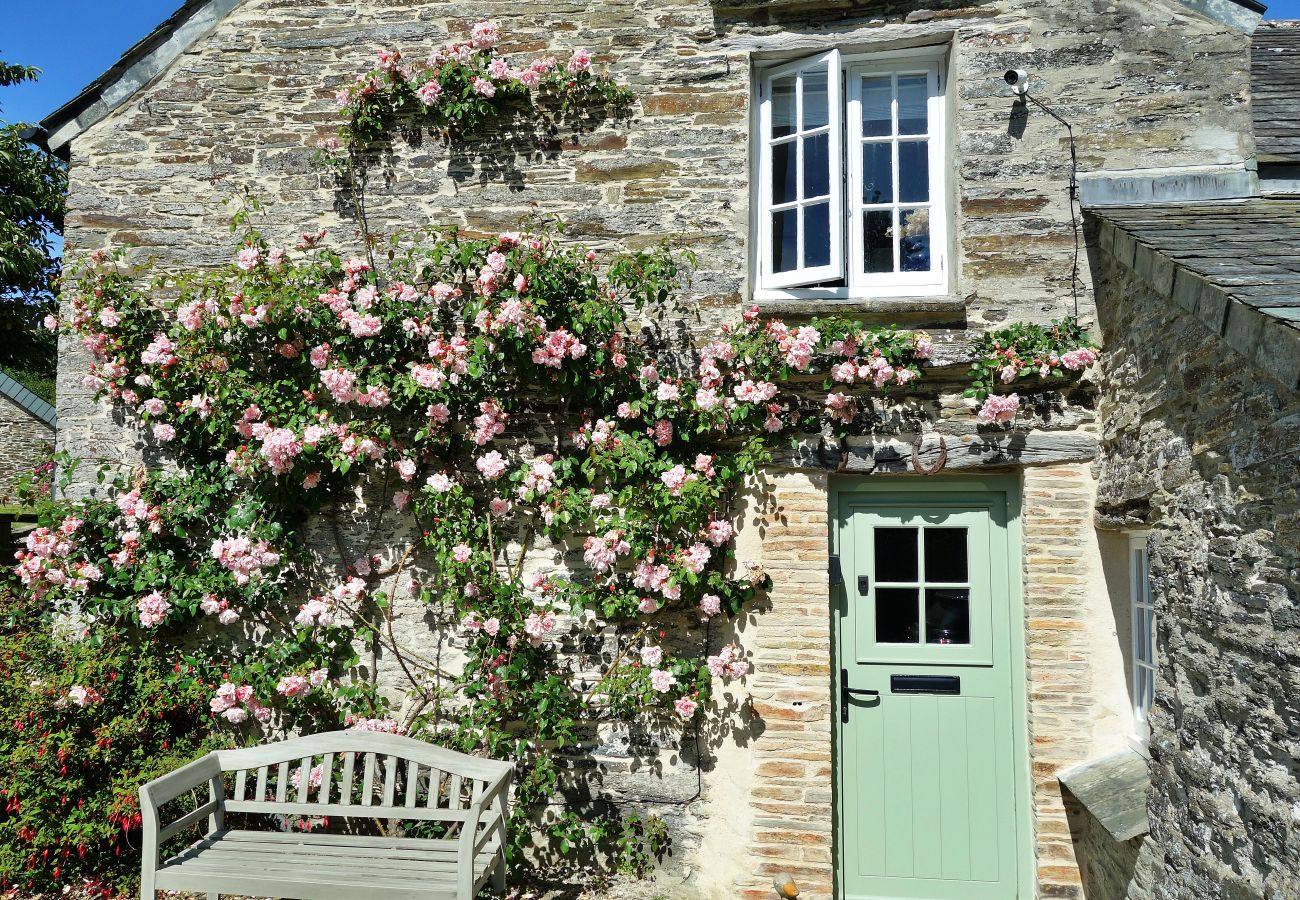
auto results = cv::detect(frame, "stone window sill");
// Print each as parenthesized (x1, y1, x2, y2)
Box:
(750, 293, 966, 326)
(1058, 747, 1152, 842)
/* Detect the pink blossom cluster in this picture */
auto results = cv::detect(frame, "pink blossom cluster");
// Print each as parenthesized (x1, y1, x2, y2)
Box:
(583, 530, 632, 573)
(290, 764, 326, 792)
(12, 519, 103, 599)
(698, 593, 723, 621)
(346, 716, 403, 734)
(137, 591, 171, 627)
(523, 610, 556, 646)
(473, 400, 508, 445)
(210, 682, 270, 724)
(276, 669, 328, 698)
(462, 612, 502, 636)
(519, 456, 555, 497)
(200, 594, 240, 625)
(977, 393, 1021, 424)
(1061, 347, 1098, 371)
(707, 644, 749, 680)
(210, 535, 281, 585)
(67, 685, 104, 707)
(532, 328, 587, 368)
(257, 427, 304, 475)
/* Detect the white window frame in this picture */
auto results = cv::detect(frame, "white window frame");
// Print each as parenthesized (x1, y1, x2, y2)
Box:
(753, 44, 949, 302)
(1129, 532, 1155, 749)
(757, 50, 843, 290)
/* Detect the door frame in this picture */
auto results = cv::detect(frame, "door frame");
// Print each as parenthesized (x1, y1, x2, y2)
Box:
(829, 473, 1032, 899)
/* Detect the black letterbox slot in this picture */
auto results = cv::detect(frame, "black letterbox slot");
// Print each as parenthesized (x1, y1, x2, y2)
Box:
(890, 675, 961, 695)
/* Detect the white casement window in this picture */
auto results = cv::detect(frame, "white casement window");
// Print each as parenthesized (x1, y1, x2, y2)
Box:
(755, 46, 949, 300)
(1129, 533, 1156, 746)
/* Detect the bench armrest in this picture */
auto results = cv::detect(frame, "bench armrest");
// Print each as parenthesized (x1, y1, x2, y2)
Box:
(139, 753, 224, 881)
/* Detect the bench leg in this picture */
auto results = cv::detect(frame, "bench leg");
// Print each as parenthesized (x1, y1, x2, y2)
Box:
(209, 894, 220, 900)
(492, 854, 505, 892)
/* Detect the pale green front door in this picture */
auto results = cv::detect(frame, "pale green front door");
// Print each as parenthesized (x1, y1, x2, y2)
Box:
(835, 486, 1023, 900)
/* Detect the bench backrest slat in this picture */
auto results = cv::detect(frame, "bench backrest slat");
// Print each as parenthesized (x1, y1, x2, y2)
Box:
(361, 752, 377, 805)
(382, 755, 397, 807)
(405, 762, 420, 808)
(255, 765, 267, 801)
(233, 768, 247, 802)
(296, 755, 312, 804)
(339, 751, 355, 805)
(319, 752, 334, 805)
(275, 761, 289, 803)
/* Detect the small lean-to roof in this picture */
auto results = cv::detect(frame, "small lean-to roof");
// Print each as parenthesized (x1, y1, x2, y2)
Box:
(1094, 199, 1300, 390)
(1252, 21, 1300, 163)
(0, 371, 57, 430)
(29, 0, 1267, 157)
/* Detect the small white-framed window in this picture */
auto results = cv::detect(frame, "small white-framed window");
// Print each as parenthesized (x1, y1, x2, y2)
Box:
(1129, 533, 1155, 746)
(754, 45, 949, 301)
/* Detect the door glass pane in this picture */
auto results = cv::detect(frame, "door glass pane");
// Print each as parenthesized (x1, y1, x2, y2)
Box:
(803, 133, 830, 199)
(924, 528, 967, 583)
(898, 140, 930, 202)
(771, 140, 797, 205)
(900, 208, 931, 272)
(802, 67, 828, 130)
(1135, 608, 1150, 662)
(804, 202, 831, 268)
(863, 210, 894, 273)
(898, 74, 928, 134)
(772, 209, 798, 273)
(877, 588, 920, 643)
(861, 143, 893, 204)
(874, 527, 917, 582)
(925, 588, 970, 644)
(771, 75, 796, 138)
(860, 76, 892, 137)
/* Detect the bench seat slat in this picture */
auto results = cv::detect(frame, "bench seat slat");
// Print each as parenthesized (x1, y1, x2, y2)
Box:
(167, 844, 488, 876)
(186, 831, 499, 862)
(155, 869, 469, 900)
(217, 829, 495, 852)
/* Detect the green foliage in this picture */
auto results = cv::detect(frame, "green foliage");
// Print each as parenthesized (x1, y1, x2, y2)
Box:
(0, 55, 65, 378)
(965, 317, 1099, 401)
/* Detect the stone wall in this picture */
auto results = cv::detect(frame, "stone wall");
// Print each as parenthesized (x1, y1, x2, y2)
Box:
(1094, 251, 1300, 899)
(0, 393, 54, 505)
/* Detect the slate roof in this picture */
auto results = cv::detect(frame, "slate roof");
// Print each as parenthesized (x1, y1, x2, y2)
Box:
(1094, 200, 1300, 390)
(1252, 22, 1300, 163)
(0, 372, 57, 430)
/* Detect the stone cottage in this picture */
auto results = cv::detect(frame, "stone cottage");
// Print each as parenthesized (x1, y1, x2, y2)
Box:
(30, 0, 1299, 898)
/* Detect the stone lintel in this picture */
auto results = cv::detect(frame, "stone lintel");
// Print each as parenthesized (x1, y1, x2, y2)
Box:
(772, 431, 1098, 473)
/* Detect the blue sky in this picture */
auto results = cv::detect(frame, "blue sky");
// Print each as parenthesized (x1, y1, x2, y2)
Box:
(3, 0, 1300, 124)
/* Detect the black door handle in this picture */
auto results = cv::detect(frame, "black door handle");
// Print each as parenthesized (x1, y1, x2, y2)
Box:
(840, 669, 880, 724)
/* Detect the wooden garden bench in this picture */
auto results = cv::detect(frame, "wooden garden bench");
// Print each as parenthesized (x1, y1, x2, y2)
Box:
(138, 730, 513, 900)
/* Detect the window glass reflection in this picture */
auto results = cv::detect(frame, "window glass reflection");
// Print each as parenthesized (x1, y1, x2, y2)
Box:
(874, 527, 917, 582)
(772, 75, 796, 138)
(925, 588, 970, 644)
(924, 528, 967, 583)
(877, 588, 920, 643)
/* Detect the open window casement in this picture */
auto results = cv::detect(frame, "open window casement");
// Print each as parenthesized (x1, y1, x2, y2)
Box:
(755, 46, 949, 299)
(758, 50, 843, 290)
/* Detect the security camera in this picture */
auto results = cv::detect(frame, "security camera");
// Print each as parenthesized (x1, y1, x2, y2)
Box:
(1004, 69, 1030, 96)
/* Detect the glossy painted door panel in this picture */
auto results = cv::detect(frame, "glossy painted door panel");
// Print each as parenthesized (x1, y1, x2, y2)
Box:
(835, 487, 1024, 900)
